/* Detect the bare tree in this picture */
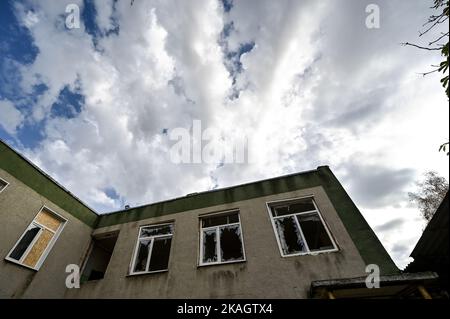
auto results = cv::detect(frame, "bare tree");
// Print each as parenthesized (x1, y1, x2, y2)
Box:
(409, 171, 449, 221)
(402, 0, 449, 155)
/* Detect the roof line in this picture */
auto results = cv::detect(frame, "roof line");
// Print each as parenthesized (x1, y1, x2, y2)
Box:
(102, 167, 326, 216)
(0, 138, 99, 216)
(1, 138, 327, 218)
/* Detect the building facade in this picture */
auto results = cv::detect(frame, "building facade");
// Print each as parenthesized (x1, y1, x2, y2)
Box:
(0, 140, 400, 298)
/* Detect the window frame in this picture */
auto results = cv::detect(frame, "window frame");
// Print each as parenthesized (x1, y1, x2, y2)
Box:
(129, 222, 174, 276)
(266, 196, 338, 258)
(5, 205, 68, 271)
(198, 209, 247, 267)
(0, 177, 9, 194)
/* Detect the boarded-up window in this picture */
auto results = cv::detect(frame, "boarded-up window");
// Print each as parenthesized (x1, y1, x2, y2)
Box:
(200, 211, 245, 265)
(130, 223, 174, 275)
(269, 198, 336, 256)
(6, 207, 66, 270)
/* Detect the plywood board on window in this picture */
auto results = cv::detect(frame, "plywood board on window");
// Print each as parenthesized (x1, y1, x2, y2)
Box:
(35, 209, 62, 232)
(23, 229, 54, 268)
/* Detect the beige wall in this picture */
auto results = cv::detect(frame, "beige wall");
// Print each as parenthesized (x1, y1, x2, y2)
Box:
(0, 169, 93, 298)
(67, 186, 367, 299)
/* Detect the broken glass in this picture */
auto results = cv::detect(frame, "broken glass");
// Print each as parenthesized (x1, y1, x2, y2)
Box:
(202, 229, 218, 263)
(202, 212, 239, 228)
(140, 224, 173, 237)
(272, 198, 316, 217)
(274, 216, 306, 255)
(297, 213, 334, 251)
(133, 238, 151, 272)
(220, 225, 244, 262)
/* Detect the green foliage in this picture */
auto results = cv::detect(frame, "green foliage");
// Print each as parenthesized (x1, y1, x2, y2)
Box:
(435, 1, 450, 98)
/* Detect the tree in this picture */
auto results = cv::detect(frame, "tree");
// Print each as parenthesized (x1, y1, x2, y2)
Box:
(402, 0, 449, 155)
(409, 171, 449, 221)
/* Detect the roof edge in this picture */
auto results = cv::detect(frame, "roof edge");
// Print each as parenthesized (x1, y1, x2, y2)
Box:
(0, 139, 99, 226)
(103, 166, 324, 217)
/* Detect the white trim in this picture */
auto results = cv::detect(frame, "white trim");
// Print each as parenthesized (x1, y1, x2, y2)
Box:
(272, 209, 319, 219)
(129, 222, 174, 276)
(310, 198, 339, 253)
(201, 222, 241, 231)
(198, 208, 240, 218)
(79, 239, 95, 277)
(266, 197, 338, 258)
(0, 177, 9, 193)
(266, 194, 315, 205)
(4, 205, 67, 271)
(198, 210, 246, 267)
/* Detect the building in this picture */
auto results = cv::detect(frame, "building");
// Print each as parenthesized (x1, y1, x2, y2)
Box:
(405, 192, 449, 296)
(0, 139, 437, 299)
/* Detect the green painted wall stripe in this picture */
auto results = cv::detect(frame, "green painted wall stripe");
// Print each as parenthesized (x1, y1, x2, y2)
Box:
(96, 169, 324, 228)
(0, 141, 98, 227)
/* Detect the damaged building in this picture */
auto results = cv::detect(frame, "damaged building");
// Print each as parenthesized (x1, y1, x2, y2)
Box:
(0, 140, 442, 298)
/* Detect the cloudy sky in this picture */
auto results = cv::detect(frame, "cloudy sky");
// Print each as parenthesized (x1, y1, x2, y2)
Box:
(0, 0, 448, 269)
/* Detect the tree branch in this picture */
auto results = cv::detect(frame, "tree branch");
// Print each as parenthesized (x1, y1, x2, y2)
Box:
(401, 42, 443, 50)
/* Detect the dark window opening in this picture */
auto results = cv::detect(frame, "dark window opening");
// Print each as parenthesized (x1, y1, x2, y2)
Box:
(81, 232, 118, 282)
(297, 214, 334, 251)
(202, 229, 218, 263)
(149, 237, 172, 271)
(9, 226, 40, 261)
(220, 225, 244, 261)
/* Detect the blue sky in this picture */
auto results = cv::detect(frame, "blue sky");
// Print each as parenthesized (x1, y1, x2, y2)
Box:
(0, 0, 448, 268)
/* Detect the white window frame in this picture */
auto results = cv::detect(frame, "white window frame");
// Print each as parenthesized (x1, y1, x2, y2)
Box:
(5, 205, 68, 271)
(129, 222, 174, 275)
(0, 177, 9, 194)
(199, 210, 246, 267)
(266, 196, 338, 258)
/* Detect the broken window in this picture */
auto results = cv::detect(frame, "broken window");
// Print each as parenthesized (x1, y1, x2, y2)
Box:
(269, 198, 336, 256)
(6, 207, 66, 270)
(297, 213, 334, 251)
(274, 216, 306, 255)
(130, 223, 174, 274)
(0, 178, 8, 193)
(81, 232, 118, 282)
(200, 211, 245, 265)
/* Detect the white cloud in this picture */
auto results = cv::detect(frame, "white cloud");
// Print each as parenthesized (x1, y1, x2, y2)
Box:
(0, 100, 24, 135)
(94, 0, 116, 34)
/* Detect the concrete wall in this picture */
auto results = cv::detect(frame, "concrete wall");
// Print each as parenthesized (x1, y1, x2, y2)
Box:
(0, 169, 93, 298)
(67, 186, 367, 299)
